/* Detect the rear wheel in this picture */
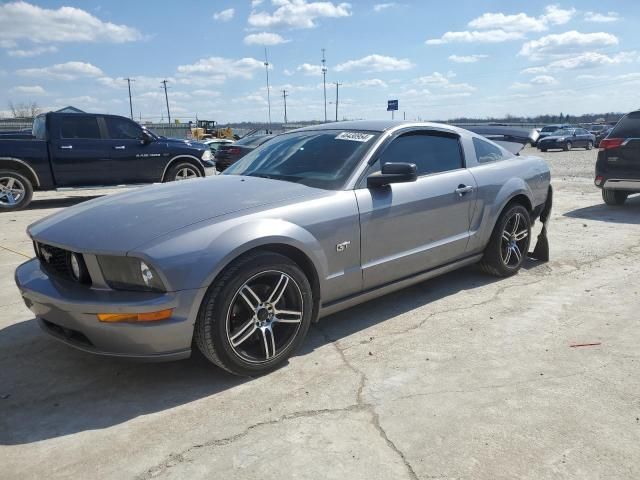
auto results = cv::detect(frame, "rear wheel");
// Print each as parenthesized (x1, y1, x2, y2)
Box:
(540, 148, 547, 152)
(165, 162, 201, 182)
(563, 141, 572, 151)
(586, 141, 593, 150)
(479, 204, 531, 277)
(602, 189, 627, 206)
(0, 170, 33, 211)
(195, 251, 313, 376)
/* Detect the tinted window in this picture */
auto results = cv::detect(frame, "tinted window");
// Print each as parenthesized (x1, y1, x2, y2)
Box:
(32, 115, 46, 140)
(224, 130, 379, 190)
(541, 126, 559, 133)
(379, 132, 463, 175)
(610, 112, 640, 138)
(473, 137, 507, 163)
(235, 135, 272, 147)
(106, 117, 143, 140)
(60, 117, 101, 139)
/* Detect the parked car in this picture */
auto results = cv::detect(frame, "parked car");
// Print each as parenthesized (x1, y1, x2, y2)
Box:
(595, 110, 640, 205)
(537, 128, 595, 151)
(537, 124, 572, 144)
(15, 121, 552, 376)
(0, 112, 215, 211)
(593, 126, 612, 147)
(214, 134, 274, 171)
(201, 138, 234, 154)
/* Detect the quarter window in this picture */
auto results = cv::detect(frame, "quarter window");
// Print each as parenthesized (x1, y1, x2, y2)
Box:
(59, 117, 101, 139)
(379, 131, 463, 175)
(473, 137, 507, 163)
(106, 117, 144, 140)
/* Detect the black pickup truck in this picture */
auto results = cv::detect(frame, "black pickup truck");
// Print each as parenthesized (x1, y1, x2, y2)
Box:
(0, 112, 215, 211)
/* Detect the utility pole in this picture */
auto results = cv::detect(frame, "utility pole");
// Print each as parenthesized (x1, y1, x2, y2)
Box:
(161, 80, 171, 124)
(282, 89, 288, 125)
(264, 48, 272, 130)
(333, 82, 342, 121)
(125, 77, 134, 120)
(321, 48, 327, 122)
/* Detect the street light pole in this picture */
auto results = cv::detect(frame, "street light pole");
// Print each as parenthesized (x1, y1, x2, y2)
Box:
(333, 82, 342, 121)
(125, 77, 134, 120)
(321, 48, 327, 122)
(282, 89, 288, 125)
(161, 79, 171, 124)
(264, 48, 272, 131)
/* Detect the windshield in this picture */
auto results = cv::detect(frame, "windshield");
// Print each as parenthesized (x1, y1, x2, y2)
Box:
(235, 135, 271, 147)
(541, 126, 560, 132)
(590, 125, 606, 131)
(223, 129, 380, 190)
(553, 129, 573, 136)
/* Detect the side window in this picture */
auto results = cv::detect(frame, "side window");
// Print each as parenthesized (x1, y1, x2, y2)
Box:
(106, 117, 143, 140)
(60, 117, 101, 139)
(472, 137, 506, 164)
(379, 131, 463, 176)
(32, 116, 46, 140)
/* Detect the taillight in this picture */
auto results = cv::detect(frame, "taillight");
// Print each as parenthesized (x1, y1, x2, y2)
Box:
(227, 147, 241, 155)
(599, 138, 624, 150)
(595, 176, 604, 186)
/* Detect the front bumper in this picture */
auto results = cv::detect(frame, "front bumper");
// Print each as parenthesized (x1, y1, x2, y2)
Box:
(537, 139, 564, 150)
(15, 258, 205, 361)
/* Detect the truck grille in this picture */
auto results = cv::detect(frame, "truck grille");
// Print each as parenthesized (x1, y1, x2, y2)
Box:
(34, 242, 90, 284)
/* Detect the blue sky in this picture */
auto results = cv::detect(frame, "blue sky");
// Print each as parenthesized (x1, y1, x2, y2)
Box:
(1, 0, 638, 123)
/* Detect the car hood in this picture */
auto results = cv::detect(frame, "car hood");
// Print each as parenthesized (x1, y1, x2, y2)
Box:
(28, 176, 327, 253)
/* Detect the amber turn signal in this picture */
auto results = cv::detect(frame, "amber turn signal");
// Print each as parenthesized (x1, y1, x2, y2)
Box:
(97, 309, 173, 323)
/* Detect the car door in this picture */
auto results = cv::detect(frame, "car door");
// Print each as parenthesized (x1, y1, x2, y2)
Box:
(355, 129, 477, 290)
(48, 114, 110, 186)
(103, 116, 166, 183)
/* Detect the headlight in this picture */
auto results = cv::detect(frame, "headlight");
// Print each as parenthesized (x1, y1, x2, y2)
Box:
(201, 149, 212, 161)
(97, 256, 165, 292)
(556, 137, 565, 142)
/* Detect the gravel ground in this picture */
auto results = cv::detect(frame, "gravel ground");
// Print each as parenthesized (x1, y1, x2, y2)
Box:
(1, 149, 639, 480)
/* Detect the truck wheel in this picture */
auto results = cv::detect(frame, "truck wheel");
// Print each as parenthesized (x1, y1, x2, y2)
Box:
(195, 251, 313, 376)
(0, 170, 33, 211)
(165, 162, 201, 182)
(479, 204, 531, 277)
(602, 188, 627, 206)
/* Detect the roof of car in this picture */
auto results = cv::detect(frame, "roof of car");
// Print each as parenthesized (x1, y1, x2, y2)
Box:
(294, 120, 463, 134)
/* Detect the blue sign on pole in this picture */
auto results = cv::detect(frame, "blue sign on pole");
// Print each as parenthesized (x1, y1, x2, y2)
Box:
(387, 99, 398, 111)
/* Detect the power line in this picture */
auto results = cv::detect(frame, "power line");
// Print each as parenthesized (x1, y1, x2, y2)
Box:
(333, 82, 342, 122)
(125, 77, 134, 120)
(264, 48, 272, 130)
(161, 79, 171, 124)
(282, 89, 288, 125)
(321, 48, 327, 122)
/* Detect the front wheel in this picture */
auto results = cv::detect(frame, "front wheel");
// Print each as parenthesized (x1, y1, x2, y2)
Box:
(479, 204, 531, 277)
(586, 141, 593, 150)
(602, 188, 627, 206)
(165, 162, 202, 182)
(563, 141, 572, 151)
(195, 251, 313, 376)
(0, 170, 33, 211)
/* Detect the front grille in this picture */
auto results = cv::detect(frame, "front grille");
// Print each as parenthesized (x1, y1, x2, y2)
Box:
(35, 242, 90, 284)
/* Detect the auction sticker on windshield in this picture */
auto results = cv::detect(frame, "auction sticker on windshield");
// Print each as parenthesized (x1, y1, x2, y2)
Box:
(335, 132, 375, 142)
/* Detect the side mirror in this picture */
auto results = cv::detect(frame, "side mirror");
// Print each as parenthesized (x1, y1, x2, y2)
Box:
(140, 131, 154, 144)
(367, 162, 418, 188)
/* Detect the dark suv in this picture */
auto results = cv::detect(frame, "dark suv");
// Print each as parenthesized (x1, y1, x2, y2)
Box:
(595, 110, 640, 205)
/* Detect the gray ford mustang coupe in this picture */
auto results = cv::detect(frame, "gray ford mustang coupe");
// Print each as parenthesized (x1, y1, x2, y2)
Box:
(16, 121, 552, 376)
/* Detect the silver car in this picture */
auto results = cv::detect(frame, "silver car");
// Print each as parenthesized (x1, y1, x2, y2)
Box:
(15, 121, 552, 376)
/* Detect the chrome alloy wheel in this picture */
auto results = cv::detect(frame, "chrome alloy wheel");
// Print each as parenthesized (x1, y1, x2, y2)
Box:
(0, 176, 26, 206)
(500, 212, 529, 267)
(175, 166, 199, 181)
(226, 270, 304, 363)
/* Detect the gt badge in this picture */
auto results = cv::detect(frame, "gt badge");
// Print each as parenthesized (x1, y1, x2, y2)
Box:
(336, 241, 351, 252)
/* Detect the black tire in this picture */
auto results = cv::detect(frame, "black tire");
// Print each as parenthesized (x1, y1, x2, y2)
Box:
(0, 170, 33, 211)
(602, 188, 627, 206)
(164, 162, 202, 182)
(195, 250, 313, 376)
(540, 148, 547, 152)
(563, 141, 572, 151)
(479, 204, 531, 277)
(586, 141, 593, 150)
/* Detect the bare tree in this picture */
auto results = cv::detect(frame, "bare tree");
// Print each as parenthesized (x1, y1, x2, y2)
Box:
(8, 101, 42, 119)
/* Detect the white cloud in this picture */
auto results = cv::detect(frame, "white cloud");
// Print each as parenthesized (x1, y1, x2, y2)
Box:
(530, 74, 557, 85)
(248, 0, 351, 29)
(244, 32, 288, 45)
(468, 12, 546, 32)
(426, 29, 523, 45)
(344, 78, 388, 88)
(584, 11, 620, 23)
(519, 30, 618, 58)
(335, 54, 414, 72)
(251, 0, 264, 7)
(0, 1, 141, 45)
(414, 72, 476, 92)
(10, 85, 46, 95)
(17, 61, 103, 80)
(213, 8, 234, 22)
(295, 63, 321, 75)
(540, 5, 576, 25)
(7, 45, 57, 57)
(177, 57, 264, 80)
(373, 3, 396, 12)
(448, 54, 488, 63)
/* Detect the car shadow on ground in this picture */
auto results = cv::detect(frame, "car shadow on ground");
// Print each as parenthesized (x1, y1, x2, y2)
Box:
(27, 195, 104, 210)
(564, 194, 640, 224)
(0, 262, 542, 446)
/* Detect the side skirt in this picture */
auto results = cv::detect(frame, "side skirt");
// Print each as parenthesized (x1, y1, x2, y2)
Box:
(318, 253, 483, 319)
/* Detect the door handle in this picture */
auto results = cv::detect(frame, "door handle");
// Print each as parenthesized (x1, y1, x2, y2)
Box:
(113, 145, 126, 150)
(455, 185, 474, 196)
(59, 145, 73, 150)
